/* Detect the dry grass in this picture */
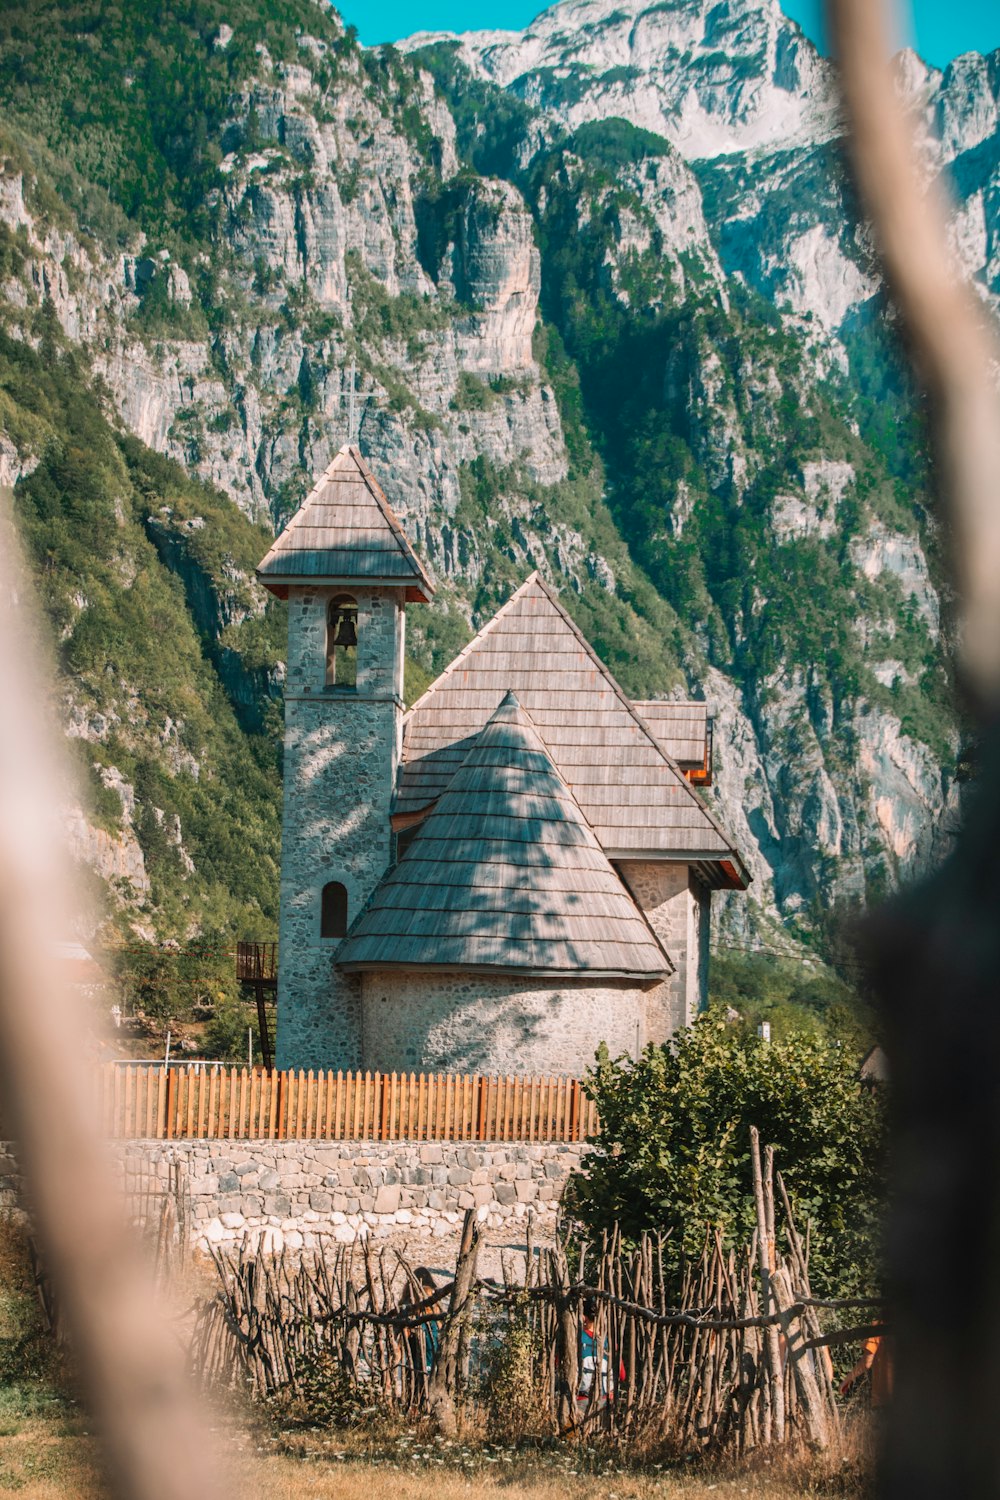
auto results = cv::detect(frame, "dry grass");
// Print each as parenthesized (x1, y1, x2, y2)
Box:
(240, 1459, 846, 1499)
(0, 1397, 873, 1499)
(0, 1417, 868, 1500)
(0, 1415, 99, 1497)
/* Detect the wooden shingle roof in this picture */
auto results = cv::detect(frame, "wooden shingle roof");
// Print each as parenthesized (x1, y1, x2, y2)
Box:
(396, 575, 748, 888)
(632, 701, 708, 767)
(257, 445, 434, 601)
(339, 692, 672, 980)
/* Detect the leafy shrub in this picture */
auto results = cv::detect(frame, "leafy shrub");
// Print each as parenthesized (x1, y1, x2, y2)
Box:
(451, 371, 497, 412)
(114, 943, 233, 1026)
(567, 118, 670, 174)
(203, 996, 256, 1062)
(266, 1348, 377, 1429)
(479, 1304, 548, 1441)
(566, 1016, 886, 1299)
(0, 1222, 67, 1401)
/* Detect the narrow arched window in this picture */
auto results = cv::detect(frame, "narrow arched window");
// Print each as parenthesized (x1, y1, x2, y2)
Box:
(321, 881, 349, 939)
(325, 594, 358, 689)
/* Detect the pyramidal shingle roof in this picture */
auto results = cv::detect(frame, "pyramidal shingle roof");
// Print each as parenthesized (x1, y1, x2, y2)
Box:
(396, 575, 748, 888)
(339, 692, 672, 980)
(257, 445, 434, 601)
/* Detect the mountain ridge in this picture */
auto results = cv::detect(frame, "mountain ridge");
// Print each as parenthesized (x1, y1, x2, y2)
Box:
(402, 0, 837, 161)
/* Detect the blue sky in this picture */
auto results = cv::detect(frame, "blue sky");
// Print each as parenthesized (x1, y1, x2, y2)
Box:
(341, 0, 999, 68)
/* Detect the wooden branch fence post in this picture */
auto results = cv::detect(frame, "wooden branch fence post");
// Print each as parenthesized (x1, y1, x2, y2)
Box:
(552, 1239, 580, 1434)
(427, 1208, 481, 1435)
(777, 1170, 840, 1429)
(750, 1127, 785, 1444)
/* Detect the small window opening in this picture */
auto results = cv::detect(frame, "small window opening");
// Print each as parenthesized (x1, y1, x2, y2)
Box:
(325, 594, 358, 689)
(321, 881, 349, 939)
(395, 825, 420, 862)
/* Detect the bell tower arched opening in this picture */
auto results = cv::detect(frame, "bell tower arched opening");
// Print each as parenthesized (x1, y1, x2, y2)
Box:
(325, 594, 358, 689)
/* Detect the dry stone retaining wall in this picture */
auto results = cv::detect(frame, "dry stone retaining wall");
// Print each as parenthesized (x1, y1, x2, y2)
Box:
(0, 1139, 587, 1256)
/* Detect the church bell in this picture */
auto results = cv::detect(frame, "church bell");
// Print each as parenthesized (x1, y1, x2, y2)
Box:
(333, 613, 357, 649)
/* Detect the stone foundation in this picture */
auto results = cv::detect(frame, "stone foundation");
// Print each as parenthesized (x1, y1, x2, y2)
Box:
(0, 1139, 587, 1256)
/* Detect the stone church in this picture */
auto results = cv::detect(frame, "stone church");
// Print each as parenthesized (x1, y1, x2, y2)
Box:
(258, 445, 748, 1075)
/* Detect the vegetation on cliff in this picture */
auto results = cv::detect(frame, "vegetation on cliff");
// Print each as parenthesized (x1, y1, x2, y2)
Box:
(3, 326, 284, 940)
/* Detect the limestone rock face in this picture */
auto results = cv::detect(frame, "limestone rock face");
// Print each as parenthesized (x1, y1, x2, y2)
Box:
(0, 48, 567, 531)
(404, 3, 1000, 340)
(65, 800, 151, 899)
(452, 179, 541, 373)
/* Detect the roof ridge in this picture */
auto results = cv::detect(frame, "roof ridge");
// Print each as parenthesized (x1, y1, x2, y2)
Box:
(403, 571, 544, 721)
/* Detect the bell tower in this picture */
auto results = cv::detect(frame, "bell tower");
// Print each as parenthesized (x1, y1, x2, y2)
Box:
(257, 445, 434, 1069)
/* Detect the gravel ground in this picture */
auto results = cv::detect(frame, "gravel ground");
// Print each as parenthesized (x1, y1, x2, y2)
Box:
(362, 1211, 559, 1286)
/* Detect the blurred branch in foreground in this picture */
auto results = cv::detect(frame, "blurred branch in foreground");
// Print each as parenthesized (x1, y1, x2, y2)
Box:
(827, 0, 1000, 712)
(0, 491, 225, 1499)
(827, 3, 1000, 1497)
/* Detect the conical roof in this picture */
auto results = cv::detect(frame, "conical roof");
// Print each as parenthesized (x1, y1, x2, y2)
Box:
(257, 445, 434, 601)
(397, 574, 748, 888)
(339, 693, 671, 980)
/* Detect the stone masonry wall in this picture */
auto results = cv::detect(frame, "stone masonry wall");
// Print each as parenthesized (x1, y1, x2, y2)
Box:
(278, 586, 405, 1072)
(361, 970, 648, 1075)
(0, 1140, 586, 1257)
(619, 862, 710, 1034)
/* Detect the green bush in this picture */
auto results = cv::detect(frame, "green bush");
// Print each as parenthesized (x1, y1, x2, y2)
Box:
(566, 1016, 886, 1299)
(265, 1347, 377, 1428)
(203, 995, 256, 1062)
(480, 1302, 548, 1441)
(115, 941, 238, 1026)
(450, 371, 497, 411)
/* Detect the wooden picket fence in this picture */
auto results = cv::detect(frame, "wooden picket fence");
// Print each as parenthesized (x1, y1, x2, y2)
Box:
(98, 1065, 599, 1144)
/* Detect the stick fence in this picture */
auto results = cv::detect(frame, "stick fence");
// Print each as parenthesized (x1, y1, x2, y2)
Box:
(194, 1188, 867, 1453)
(98, 1065, 599, 1143)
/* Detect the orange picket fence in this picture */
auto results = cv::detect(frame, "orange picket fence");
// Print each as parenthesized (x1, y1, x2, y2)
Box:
(98, 1065, 599, 1144)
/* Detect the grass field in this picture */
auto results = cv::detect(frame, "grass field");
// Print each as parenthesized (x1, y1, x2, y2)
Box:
(0, 1412, 867, 1499)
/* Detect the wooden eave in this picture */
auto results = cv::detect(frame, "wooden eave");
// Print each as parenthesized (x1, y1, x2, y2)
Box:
(338, 959, 669, 985)
(611, 852, 751, 891)
(391, 804, 437, 833)
(259, 576, 431, 603)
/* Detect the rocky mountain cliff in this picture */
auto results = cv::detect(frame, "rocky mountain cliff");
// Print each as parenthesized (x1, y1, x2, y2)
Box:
(0, 0, 993, 964)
